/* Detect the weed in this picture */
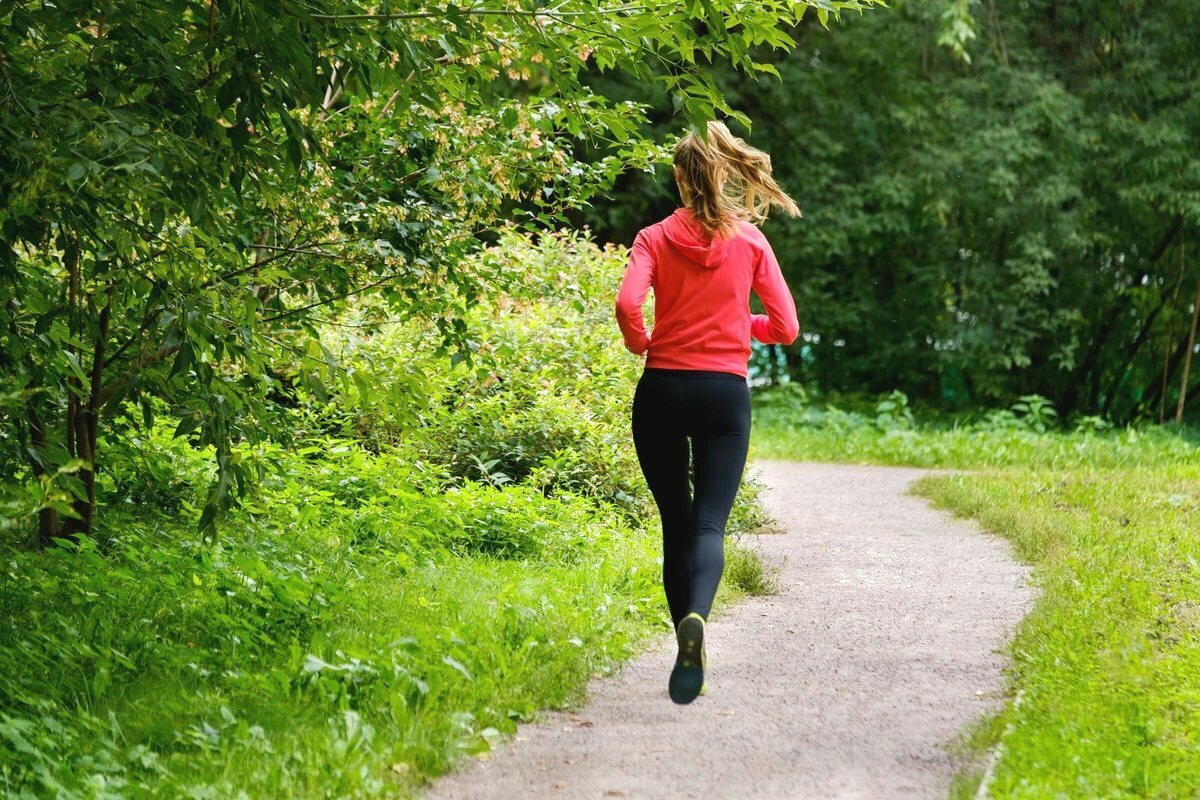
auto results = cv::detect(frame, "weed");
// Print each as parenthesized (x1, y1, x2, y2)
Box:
(724, 541, 779, 597)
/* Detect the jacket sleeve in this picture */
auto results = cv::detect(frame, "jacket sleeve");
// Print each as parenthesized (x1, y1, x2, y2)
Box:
(750, 235, 800, 345)
(615, 231, 653, 355)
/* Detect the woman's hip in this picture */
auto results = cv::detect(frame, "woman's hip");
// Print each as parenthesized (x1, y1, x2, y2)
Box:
(633, 369, 750, 434)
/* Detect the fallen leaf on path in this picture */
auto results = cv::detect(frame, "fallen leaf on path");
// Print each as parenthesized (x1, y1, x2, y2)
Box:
(553, 780, 568, 789)
(604, 791, 626, 797)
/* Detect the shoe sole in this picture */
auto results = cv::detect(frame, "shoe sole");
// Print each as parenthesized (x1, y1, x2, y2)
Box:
(669, 616, 705, 705)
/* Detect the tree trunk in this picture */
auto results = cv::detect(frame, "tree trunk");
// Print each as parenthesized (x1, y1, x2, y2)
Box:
(1060, 299, 1122, 414)
(785, 343, 805, 384)
(1175, 279, 1200, 424)
(28, 404, 60, 546)
(1138, 333, 1192, 421)
(1059, 214, 1183, 414)
(1160, 244, 1186, 422)
(1101, 299, 1166, 419)
(62, 304, 109, 536)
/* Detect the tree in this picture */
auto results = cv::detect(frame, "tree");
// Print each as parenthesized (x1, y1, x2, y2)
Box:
(583, 0, 1200, 421)
(0, 0, 880, 542)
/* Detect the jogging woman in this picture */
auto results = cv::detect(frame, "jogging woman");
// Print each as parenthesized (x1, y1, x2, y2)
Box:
(615, 121, 800, 705)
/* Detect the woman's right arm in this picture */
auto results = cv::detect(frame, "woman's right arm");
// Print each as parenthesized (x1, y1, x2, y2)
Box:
(750, 236, 800, 345)
(615, 231, 653, 355)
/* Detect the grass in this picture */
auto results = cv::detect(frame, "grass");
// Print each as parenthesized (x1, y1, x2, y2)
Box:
(752, 390, 1198, 470)
(753, 390, 1200, 797)
(921, 467, 1200, 798)
(0, 435, 776, 800)
(0, 417, 681, 799)
(211, 550, 664, 796)
(0, 497, 668, 798)
(724, 537, 780, 598)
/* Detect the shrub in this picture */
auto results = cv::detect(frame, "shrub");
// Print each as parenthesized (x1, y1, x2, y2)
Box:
(289, 231, 648, 511)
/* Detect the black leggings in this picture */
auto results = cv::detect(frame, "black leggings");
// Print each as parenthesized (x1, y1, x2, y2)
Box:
(631, 368, 751, 628)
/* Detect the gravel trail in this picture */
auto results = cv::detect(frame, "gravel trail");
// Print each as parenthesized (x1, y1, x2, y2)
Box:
(424, 461, 1032, 800)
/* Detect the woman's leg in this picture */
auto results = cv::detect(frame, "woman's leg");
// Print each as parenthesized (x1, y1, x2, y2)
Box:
(686, 380, 751, 620)
(632, 375, 693, 628)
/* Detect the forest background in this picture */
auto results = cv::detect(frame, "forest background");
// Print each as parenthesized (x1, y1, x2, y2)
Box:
(2, 0, 1199, 797)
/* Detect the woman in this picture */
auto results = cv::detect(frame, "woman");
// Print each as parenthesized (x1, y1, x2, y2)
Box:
(614, 121, 800, 705)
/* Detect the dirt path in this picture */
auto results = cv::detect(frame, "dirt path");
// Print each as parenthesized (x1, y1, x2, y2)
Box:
(424, 461, 1032, 800)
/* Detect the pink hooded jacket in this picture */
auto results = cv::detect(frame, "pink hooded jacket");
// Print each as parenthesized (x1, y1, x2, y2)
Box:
(615, 208, 800, 377)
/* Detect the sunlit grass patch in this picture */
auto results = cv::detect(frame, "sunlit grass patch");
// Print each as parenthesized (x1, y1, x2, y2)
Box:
(752, 386, 1198, 470)
(920, 466, 1200, 796)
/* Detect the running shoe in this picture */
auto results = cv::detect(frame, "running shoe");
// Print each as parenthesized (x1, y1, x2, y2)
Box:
(669, 613, 705, 704)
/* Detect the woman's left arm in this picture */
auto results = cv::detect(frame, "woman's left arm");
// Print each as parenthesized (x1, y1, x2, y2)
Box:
(750, 235, 800, 345)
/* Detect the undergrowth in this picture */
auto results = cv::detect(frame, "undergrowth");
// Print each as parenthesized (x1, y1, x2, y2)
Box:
(753, 384, 1197, 469)
(0, 232, 770, 798)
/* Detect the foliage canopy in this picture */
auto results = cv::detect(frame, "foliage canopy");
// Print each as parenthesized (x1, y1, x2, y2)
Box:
(586, 0, 1200, 423)
(0, 0, 878, 538)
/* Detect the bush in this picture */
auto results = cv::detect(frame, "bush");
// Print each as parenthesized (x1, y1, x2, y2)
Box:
(294, 230, 647, 512)
(0, 423, 662, 797)
(0, 230, 778, 797)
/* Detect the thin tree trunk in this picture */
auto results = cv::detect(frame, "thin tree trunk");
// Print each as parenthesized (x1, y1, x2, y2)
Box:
(1175, 279, 1200, 424)
(1060, 214, 1183, 414)
(28, 403, 59, 546)
(1139, 333, 1192, 421)
(1101, 299, 1167, 418)
(62, 304, 109, 536)
(66, 234, 80, 460)
(1160, 244, 1186, 422)
(785, 343, 804, 384)
(1060, 299, 1122, 414)
(986, 0, 1009, 66)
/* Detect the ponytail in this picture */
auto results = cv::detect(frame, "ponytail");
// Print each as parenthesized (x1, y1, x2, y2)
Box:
(673, 121, 800, 239)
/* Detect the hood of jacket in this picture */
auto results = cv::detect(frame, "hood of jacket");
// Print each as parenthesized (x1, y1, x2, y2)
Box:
(662, 207, 730, 269)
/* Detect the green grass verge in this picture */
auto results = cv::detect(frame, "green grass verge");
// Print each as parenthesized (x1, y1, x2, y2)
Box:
(0, 511, 668, 798)
(918, 467, 1200, 798)
(0, 439, 775, 799)
(753, 411, 1197, 469)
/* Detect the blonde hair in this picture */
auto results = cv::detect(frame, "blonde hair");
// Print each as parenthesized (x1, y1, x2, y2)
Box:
(673, 120, 800, 239)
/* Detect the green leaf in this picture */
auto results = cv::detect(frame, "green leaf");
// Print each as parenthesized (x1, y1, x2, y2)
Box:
(442, 656, 473, 681)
